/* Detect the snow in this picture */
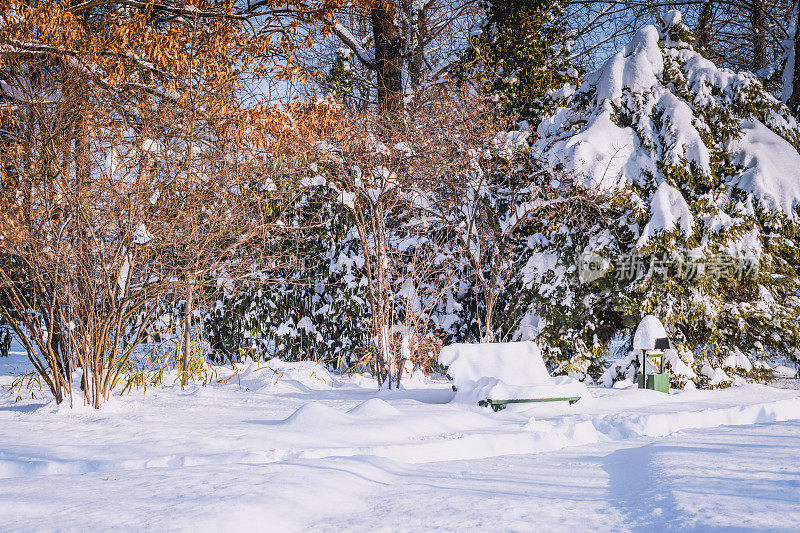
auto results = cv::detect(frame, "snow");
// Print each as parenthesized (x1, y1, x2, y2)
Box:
(393, 142, 414, 157)
(347, 398, 401, 417)
(656, 90, 711, 175)
(723, 350, 753, 372)
(300, 175, 326, 188)
(440, 342, 552, 387)
(140, 138, 160, 154)
(521, 251, 559, 286)
(662, 9, 682, 28)
(613, 378, 633, 388)
(337, 189, 356, 210)
(727, 118, 800, 218)
(281, 401, 351, 426)
(632, 315, 668, 350)
(592, 25, 664, 106)
(439, 341, 591, 404)
(636, 181, 693, 248)
(540, 24, 717, 193)
(537, 16, 800, 222)
(1, 348, 800, 530)
(701, 364, 732, 387)
(675, 48, 742, 107)
(491, 130, 529, 160)
(117, 254, 131, 295)
(543, 108, 646, 189)
(331, 21, 374, 67)
(5, 417, 800, 531)
(725, 226, 762, 261)
(664, 348, 696, 381)
(105, 148, 120, 178)
(536, 106, 574, 137)
(133, 222, 153, 245)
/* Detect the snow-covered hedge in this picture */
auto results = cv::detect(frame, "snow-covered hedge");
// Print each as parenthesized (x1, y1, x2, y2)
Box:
(204, 11, 800, 389)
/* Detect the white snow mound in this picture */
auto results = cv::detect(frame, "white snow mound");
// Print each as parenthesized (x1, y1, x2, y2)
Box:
(440, 342, 551, 386)
(281, 402, 350, 426)
(593, 25, 663, 105)
(347, 398, 401, 417)
(633, 315, 669, 350)
(439, 342, 589, 404)
(234, 359, 340, 392)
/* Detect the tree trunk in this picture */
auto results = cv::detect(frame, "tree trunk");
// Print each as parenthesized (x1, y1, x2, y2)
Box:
(751, 0, 767, 71)
(409, 3, 428, 94)
(483, 286, 496, 343)
(181, 282, 194, 387)
(372, 1, 404, 113)
(788, 5, 800, 118)
(697, 0, 713, 51)
(375, 213, 394, 388)
(482, 253, 495, 342)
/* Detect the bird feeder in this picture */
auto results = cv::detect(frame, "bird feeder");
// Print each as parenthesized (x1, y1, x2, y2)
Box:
(632, 315, 671, 393)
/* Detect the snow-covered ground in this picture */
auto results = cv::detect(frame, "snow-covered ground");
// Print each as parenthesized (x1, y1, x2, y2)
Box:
(1, 350, 799, 531)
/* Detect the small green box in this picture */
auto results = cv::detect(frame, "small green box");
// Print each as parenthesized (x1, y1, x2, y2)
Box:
(638, 372, 670, 393)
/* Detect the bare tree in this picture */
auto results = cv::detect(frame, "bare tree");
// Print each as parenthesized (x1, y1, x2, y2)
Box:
(293, 89, 480, 386)
(290, 1, 482, 113)
(0, 0, 312, 406)
(149, 137, 300, 387)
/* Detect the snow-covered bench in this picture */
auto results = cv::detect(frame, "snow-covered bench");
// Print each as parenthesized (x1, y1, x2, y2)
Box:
(438, 342, 589, 411)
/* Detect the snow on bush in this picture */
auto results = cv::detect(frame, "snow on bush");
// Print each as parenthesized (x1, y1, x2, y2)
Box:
(727, 119, 800, 218)
(196, 353, 350, 386)
(537, 16, 800, 206)
(205, 187, 372, 368)
(600, 345, 697, 389)
(599, 315, 697, 389)
(635, 182, 693, 249)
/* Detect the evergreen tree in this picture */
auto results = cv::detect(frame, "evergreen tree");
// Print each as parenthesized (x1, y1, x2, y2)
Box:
(460, 0, 575, 123)
(529, 11, 800, 386)
(205, 186, 371, 368)
(324, 48, 356, 109)
(442, 0, 580, 349)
